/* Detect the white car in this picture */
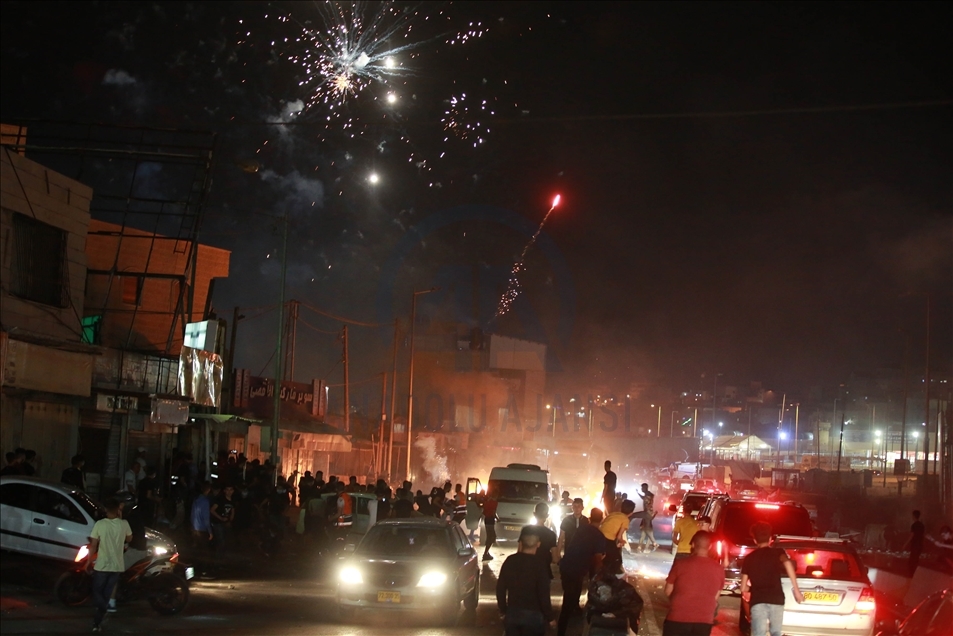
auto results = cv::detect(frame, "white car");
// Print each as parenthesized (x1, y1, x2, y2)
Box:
(0, 476, 174, 563)
(740, 536, 876, 636)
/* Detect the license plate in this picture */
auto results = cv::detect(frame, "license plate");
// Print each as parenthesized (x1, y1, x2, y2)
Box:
(377, 591, 401, 603)
(185, 567, 195, 580)
(802, 591, 841, 604)
(503, 525, 521, 532)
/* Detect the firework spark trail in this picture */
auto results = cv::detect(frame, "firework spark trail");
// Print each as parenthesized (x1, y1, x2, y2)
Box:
(494, 194, 561, 318)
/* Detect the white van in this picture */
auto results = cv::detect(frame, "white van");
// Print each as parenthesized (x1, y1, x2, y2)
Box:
(486, 464, 551, 540)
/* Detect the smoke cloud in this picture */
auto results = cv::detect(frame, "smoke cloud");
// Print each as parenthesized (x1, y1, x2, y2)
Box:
(414, 437, 449, 486)
(102, 69, 137, 85)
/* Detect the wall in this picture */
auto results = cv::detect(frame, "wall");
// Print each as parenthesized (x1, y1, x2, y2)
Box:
(0, 147, 92, 340)
(84, 219, 230, 354)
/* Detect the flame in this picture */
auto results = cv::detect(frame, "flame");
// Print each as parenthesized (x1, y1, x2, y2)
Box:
(551, 194, 561, 208)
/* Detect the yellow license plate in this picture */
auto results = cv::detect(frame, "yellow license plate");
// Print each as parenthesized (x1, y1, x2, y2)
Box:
(503, 525, 521, 532)
(802, 591, 840, 604)
(377, 591, 401, 603)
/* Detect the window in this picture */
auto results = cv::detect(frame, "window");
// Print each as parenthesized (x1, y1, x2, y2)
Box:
(358, 526, 453, 557)
(487, 479, 549, 502)
(11, 212, 68, 307)
(0, 483, 33, 510)
(33, 488, 85, 524)
(121, 275, 143, 305)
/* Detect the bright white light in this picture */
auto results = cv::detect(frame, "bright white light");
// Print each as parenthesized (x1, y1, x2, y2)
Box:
(417, 571, 447, 587)
(913, 432, 920, 438)
(779, 432, 787, 440)
(368, 173, 380, 184)
(874, 430, 882, 437)
(339, 566, 363, 585)
(354, 52, 371, 69)
(384, 56, 396, 68)
(153, 546, 168, 556)
(386, 92, 397, 104)
(551, 194, 561, 208)
(718, 422, 724, 428)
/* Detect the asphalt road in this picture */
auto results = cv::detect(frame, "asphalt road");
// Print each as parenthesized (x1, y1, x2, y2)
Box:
(1, 528, 742, 635)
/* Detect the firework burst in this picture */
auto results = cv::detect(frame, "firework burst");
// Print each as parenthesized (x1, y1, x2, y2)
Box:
(442, 93, 494, 147)
(495, 194, 562, 318)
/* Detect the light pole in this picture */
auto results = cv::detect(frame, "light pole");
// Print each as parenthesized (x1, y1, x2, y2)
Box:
(405, 287, 438, 482)
(546, 404, 557, 437)
(270, 214, 289, 482)
(653, 404, 661, 438)
(793, 403, 800, 465)
(778, 430, 787, 467)
(670, 410, 677, 437)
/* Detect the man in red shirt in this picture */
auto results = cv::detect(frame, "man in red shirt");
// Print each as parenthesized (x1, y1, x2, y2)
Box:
(663, 531, 725, 636)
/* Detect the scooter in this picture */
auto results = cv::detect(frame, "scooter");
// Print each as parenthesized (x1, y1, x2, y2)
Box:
(55, 543, 193, 615)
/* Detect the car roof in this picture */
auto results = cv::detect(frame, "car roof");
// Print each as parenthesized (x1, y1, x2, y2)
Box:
(0, 475, 80, 497)
(375, 517, 454, 529)
(773, 536, 856, 549)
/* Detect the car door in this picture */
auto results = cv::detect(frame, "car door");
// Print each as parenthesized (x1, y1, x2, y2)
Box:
(465, 478, 483, 497)
(452, 526, 478, 597)
(30, 486, 90, 561)
(0, 482, 34, 555)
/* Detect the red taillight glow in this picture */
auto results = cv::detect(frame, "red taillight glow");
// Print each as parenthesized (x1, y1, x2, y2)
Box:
(716, 541, 723, 557)
(169, 553, 180, 564)
(856, 588, 876, 612)
(75, 545, 89, 562)
(755, 503, 780, 510)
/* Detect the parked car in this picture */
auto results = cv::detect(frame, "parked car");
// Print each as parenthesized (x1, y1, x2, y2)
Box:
(740, 536, 876, 636)
(700, 496, 814, 591)
(0, 476, 175, 563)
(336, 518, 480, 622)
(875, 588, 952, 636)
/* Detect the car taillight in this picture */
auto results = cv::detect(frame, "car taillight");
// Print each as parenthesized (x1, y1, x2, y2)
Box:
(856, 588, 875, 612)
(75, 544, 89, 562)
(716, 541, 723, 557)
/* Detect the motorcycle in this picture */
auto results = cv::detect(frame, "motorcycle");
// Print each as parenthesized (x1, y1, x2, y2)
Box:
(55, 543, 193, 615)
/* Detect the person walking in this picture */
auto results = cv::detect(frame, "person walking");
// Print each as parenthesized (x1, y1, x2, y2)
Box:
(663, 531, 725, 636)
(191, 482, 213, 553)
(740, 521, 804, 636)
(496, 529, 554, 636)
(557, 498, 589, 559)
(88, 498, 132, 632)
(557, 509, 606, 636)
(210, 485, 236, 555)
(522, 503, 559, 579)
(637, 483, 659, 551)
(603, 460, 617, 513)
(482, 492, 499, 560)
(600, 499, 634, 569)
(465, 493, 483, 543)
(671, 512, 699, 562)
(903, 509, 925, 576)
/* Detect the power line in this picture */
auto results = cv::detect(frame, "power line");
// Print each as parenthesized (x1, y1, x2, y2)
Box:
(298, 299, 390, 328)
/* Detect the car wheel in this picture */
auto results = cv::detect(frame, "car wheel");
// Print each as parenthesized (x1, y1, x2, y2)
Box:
(463, 572, 480, 610)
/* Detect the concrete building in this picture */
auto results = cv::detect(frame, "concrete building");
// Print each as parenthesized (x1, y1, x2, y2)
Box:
(1, 130, 97, 480)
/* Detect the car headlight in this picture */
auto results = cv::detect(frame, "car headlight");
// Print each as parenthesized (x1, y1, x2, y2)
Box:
(153, 546, 168, 556)
(417, 571, 448, 587)
(339, 566, 363, 585)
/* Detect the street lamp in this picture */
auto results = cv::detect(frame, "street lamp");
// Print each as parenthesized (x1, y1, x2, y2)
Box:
(546, 404, 557, 438)
(405, 287, 438, 482)
(652, 404, 661, 438)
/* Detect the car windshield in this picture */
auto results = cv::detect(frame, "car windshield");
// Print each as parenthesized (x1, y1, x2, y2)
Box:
(72, 491, 105, 520)
(487, 479, 548, 502)
(358, 526, 453, 558)
(683, 495, 708, 515)
(722, 503, 812, 544)
(783, 546, 866, 581)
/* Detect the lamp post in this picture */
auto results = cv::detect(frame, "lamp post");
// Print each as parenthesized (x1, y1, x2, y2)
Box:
(546, 404, 557, 438)
(270, 214, 289, 482)
(405, 287, 438, 482)
(654, 405, 662, 438)
(670, 410, 676, 437)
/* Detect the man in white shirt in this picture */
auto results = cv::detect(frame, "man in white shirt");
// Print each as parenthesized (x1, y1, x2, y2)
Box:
(122, 463, 141, 498)
(89, 498, 132, 631)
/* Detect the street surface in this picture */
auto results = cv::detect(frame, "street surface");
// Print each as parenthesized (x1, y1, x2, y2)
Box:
(1, 525, 742, 636)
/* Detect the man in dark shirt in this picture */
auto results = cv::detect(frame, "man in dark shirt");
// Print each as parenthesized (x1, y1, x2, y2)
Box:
(497, 529, 553, 636)
(522, 503, 559, 579)
(558, 498, 589, 558)
(740, 521, 803, 636)
(904, 509, 925, 576)
(557, 509, 606, 636)
(61, 455, 86, 491)
(136, 466, 161, 525)
(603, 461, 617, 513)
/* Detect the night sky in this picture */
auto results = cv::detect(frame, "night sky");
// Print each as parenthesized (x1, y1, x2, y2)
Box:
(2, 1, 950, 402)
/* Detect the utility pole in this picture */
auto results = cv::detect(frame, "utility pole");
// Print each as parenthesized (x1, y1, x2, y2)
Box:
(283, 299, 299, 381)
(342, 325, 350, 433)
(270, 214, 289, 480)
(387, 319, 399, 478)
(693, 407, 698, 438)
(837, 412, 846, 472)
(377, 372, 387, 476)
(778, 393, 786, 467)
(922, 295, 931, 477)
(226, 306, 244, 411)
(747, 406, 753, 461)
(406, 288, 438, 482)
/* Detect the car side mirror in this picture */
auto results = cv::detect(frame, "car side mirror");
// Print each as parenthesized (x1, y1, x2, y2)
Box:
(458, 547, 476, 557)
